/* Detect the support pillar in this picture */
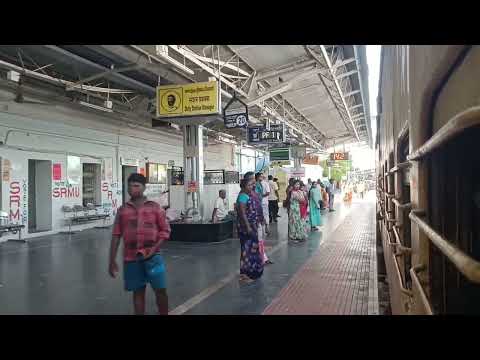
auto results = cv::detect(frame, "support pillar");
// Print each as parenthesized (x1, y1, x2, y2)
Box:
(183, 124, 204, 221)
(291, 146, 305, 180)
(293, 158, 302, 179)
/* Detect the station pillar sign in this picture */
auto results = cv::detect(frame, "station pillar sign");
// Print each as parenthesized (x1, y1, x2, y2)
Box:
(223, 93, 248, 129)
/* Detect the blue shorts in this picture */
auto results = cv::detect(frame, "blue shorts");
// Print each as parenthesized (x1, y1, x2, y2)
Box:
(123, 254, 167, 292)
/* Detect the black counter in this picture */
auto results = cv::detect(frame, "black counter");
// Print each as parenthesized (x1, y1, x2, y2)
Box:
(169, 219, 234, 243)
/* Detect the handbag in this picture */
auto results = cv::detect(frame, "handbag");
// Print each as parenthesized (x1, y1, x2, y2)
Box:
(144, 254, 165, 276)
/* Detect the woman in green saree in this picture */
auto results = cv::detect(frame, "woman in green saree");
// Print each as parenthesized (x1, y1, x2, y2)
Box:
(309, 181, 323, 231)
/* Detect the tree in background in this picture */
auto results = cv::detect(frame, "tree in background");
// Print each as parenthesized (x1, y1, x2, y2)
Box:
(321, 160, 352, 182)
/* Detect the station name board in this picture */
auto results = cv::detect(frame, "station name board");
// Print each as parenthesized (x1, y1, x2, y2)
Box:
(248, 124, 285, 144)
(330, 152, 349, 161)
(269, 148, 290, 161)
(156, 81, 220, 117)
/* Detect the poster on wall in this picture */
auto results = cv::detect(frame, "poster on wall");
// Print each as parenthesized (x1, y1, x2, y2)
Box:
(187, 181, 198, 193)
(145, 183, 169, 208)
(53, 164, 62, 181)
(102, 158, 113, 181)
(2, 158, 11, 182)
(146, 163, 167, 184)
(67, 156, 81, 185)
(290, 167, 306, 178)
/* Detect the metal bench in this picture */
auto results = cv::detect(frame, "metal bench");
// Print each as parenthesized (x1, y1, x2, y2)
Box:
(0, 224, 26, 242)
(61, 204, 111, 234)
(0, 211, 26, 242)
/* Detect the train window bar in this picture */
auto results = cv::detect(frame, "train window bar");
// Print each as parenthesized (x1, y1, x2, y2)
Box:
(392, 225, 412, 254)
(392, 198, 412, 210)
(394, 254, 413, 297)
(386, 213, 397, 222)
(386, 220, 410, 254)
(387, 227, 413, 297)
(398, 120, 409, 142)
(390, 161, 412, 174)
(410, 265, 433, 315)
(406, 106, 480, 284)
(410, 210, 480, 284)
(408, 106, 480, 161)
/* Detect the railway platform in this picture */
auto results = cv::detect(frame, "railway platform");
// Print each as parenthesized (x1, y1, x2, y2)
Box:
(0, 192, 378, 315)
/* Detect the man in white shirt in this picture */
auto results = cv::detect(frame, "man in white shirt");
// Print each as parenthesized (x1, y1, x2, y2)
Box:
(212, 190, 229, 223)
(268, 175, 279, 223)
(256, 172, 271, 234)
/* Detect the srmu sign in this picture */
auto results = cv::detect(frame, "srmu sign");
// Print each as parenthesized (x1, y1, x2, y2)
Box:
(52, 186, 80, 199)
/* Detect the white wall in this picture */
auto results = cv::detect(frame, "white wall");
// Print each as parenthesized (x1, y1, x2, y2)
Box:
(0, 103, 236, 241)
(304, 164, 324, 183)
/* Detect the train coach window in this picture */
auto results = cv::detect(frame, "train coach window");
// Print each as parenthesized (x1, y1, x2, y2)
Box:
(429, 126, 480, 314)
(384, 161, 388, 192)
(397, 134, 412, 288)
(399, 135, 410, 188)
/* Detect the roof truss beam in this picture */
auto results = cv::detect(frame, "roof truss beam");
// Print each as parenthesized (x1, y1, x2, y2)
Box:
(336, 69, 358, 80)
(166, 45, 323, 149)
(247, 66, 325, 106)
(344, 89, 361, 97)
(255, 58, 316, 81)
(349, 103, 363, 110)
(43, 45, 155, 94)
(332, 57, 356, 70)
(305, 45, 360, 141)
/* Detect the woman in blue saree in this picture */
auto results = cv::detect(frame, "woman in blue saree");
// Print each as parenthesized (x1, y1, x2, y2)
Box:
(309, 181, 323, 231)
(236, 178, 264, 282)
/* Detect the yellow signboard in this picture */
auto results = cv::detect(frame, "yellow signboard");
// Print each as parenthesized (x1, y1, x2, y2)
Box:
(156, 81, 220, 117)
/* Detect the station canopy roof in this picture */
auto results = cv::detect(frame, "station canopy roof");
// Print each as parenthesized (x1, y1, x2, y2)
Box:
(0, 45, 372, 152)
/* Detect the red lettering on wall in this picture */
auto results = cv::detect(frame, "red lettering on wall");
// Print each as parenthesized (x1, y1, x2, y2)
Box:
(10, 209, 20, 221)
(52, 186, 80, 199)
(10, 182, 20, 194)
(9, 194, 20, 207)
(9, 181, 21, 222)
(102, 182, 109, 192)
(107, 191, 113, 200)
(112, 199, 118, 210)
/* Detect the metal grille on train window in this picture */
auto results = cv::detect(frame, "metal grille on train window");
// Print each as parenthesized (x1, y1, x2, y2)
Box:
(429, 126, 480, 314)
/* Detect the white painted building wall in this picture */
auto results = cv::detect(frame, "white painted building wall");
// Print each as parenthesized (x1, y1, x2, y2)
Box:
(0, 102, 236, 242)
